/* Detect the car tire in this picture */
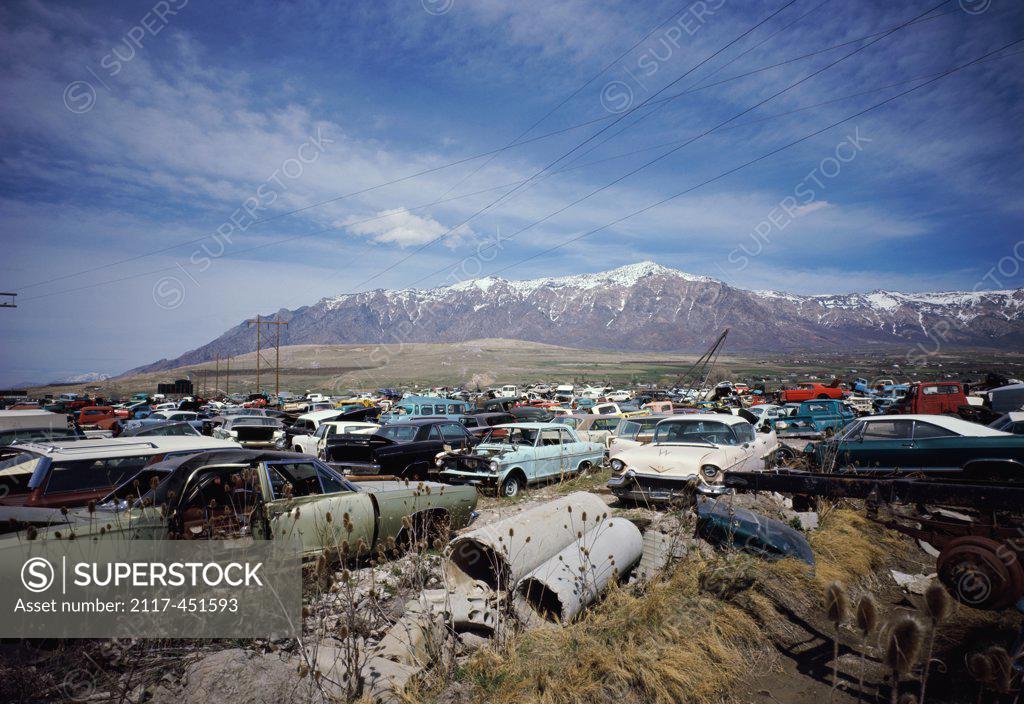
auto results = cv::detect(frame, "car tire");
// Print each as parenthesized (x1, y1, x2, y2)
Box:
(500, 474, 523, 498)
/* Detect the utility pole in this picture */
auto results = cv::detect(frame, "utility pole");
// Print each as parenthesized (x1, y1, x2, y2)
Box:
(226, 356, 230, 396)
(246, 315, 288, 399)
(214, 355, 220, 398)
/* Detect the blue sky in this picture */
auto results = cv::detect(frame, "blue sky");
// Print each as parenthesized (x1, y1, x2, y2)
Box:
(0, 0, 1022, 384)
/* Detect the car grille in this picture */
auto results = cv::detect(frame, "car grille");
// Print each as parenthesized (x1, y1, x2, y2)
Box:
(445, 456, 491, 473)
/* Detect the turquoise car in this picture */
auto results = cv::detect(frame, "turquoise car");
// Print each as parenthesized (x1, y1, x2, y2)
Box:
(773, 399, 856, 439)
(380, 395, 470, 424)
(436, 422, 606, 497)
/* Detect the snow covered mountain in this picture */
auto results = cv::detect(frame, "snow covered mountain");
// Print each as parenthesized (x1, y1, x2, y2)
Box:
(129, 262, 1024, 374)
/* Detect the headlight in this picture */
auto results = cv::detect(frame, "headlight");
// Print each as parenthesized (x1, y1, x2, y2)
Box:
(610, 459, 625, 472)
(489, 460, 499, 472)
(436, 458, 444, 467)
(701, 465, 720, 479)
(228, 430, 238, 436)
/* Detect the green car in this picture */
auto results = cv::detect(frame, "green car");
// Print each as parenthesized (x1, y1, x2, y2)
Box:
(806, 414, 1024, 480)
(5, 450, 478, 558)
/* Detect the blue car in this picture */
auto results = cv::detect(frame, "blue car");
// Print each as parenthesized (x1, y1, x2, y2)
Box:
(437, 422, 606, 497)
(380, 395, 471, 424)
(773, 399, 856, 439)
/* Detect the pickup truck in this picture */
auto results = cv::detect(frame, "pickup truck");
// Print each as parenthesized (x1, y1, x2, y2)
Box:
(773, 399, 856, 439)
(2, 450, 479, 559)
(779, 382, 847, 403)
(891, 381, 968, 416)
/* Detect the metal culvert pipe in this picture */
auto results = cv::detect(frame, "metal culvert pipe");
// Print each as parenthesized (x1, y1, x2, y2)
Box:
(516, 517, 643, 622)
(446, 492, 609, 591)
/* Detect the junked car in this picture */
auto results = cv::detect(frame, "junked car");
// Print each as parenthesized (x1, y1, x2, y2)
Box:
(0, 435, 240, 509)
(607, 414, 669, 454)
(213, 416, 286, 449)
(4, 450, 478, 559)
(773, 399, 857, 439)
(324, 418, 476, 480)
(437, 422, 605, 497)
(553, 414, 622, 447)
(291, 420, 380, 457)
(805, 414, 1024, 480)
(607, 414, 780, 504)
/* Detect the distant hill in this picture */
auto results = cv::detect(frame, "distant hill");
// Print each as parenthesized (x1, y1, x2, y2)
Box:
(125, 261, 1024, 375)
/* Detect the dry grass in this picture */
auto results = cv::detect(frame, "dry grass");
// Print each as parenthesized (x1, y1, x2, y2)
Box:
(438, 505, 908, 704)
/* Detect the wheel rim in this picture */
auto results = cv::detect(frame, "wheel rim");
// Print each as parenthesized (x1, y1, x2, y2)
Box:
(503, 479, 519, 497)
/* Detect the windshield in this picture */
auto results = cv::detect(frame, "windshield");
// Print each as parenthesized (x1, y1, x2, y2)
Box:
(228, 417, 278, 427)
(376, 425, 418, 442)
(135, 423, 199, 436)
(482, 427, 537, 446)
(553, 417, 580, 429)
(989, 414, 1014, 432)
(653, 420, 736, 445)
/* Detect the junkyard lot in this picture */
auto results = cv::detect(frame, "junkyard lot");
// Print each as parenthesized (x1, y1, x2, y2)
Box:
(28, 339, 1024, 400)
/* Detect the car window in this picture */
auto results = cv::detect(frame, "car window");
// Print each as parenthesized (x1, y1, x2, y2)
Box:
(922, 385, 940, 395)
(734, 423, 756, 443)
(447, 405, 460, 414)
(539, 429, 562, 446)
(46, 455, 152, 494)
(861, 420, 914, 441)
(461, 417, 478, 427)
(314, 425, 328, 438)
(913, 421, 958, 439)
(592, 418, 619, 431)
(440, 423, 466, 440)
(558, 428, 575, 444)
(265, 462, 324, 498)
(805, 403, 829, 413)
(427, 425, 442, 441)
(377, 425, 417, 442)
(316, 463, 348, 494)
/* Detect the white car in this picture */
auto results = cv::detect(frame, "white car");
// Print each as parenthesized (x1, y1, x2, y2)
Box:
(607, 414, 780, 502)
(293, 421, 380, 456)
(605, 390, 633, 402)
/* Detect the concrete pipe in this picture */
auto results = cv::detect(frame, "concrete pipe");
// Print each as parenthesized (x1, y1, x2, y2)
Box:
(516, 517, 643, 622)
(446, 492, 609, 590)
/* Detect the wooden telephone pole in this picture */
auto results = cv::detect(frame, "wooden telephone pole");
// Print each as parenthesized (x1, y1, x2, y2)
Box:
(246, 315, 288, 397)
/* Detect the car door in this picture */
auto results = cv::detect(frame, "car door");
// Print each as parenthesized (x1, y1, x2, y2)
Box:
(735, 421, 770, 469)
(533, 427, 565, 481)
(558, 427, 590, 474)
(844, 419, 916, 472)
(908, 420, 964, 474)
(258, 459, 376, 557)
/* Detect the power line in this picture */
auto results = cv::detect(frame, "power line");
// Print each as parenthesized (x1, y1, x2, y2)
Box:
(462, 38, 1024, 290)
(18, 41, 1022, 308)
(341, 0, 804, 292)
(20, 47, 1020, 306)
(12, 4, 971, 295)
(394, 0, 956, 291)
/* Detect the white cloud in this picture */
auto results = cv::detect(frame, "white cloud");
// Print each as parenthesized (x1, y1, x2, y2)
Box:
(342, 208, 475, 248)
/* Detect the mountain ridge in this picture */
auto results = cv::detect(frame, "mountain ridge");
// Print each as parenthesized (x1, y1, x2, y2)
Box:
(125, 261, 1024, 375)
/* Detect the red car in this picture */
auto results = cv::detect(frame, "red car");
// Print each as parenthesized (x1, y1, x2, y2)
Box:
(892, 381, 968, 415)
(76, 405, 127, 429)
(779, 382, 847, 403)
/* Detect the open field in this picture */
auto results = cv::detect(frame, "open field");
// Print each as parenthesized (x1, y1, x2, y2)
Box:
(28, 338, 1024, 399)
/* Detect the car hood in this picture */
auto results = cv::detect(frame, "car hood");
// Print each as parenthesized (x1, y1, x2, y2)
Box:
(613, 443, 723, 475)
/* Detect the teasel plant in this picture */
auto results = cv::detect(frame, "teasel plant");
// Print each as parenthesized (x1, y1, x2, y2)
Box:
(919, 582, 952, 704)
(985, 646, 1016, 702)
(825, 581, 850, 702)
(885, 615, 924, 704)
(967, 651, 995, 704)
(855, 593, 880, 703)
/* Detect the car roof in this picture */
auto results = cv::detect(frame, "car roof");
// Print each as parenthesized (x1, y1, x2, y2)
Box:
(298, 408, 345, 421)
(14, 435, 238, 457)
(493, 422, 573, 429)
(660, 413, 748, 425)
(863, 414, 1009, 436)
